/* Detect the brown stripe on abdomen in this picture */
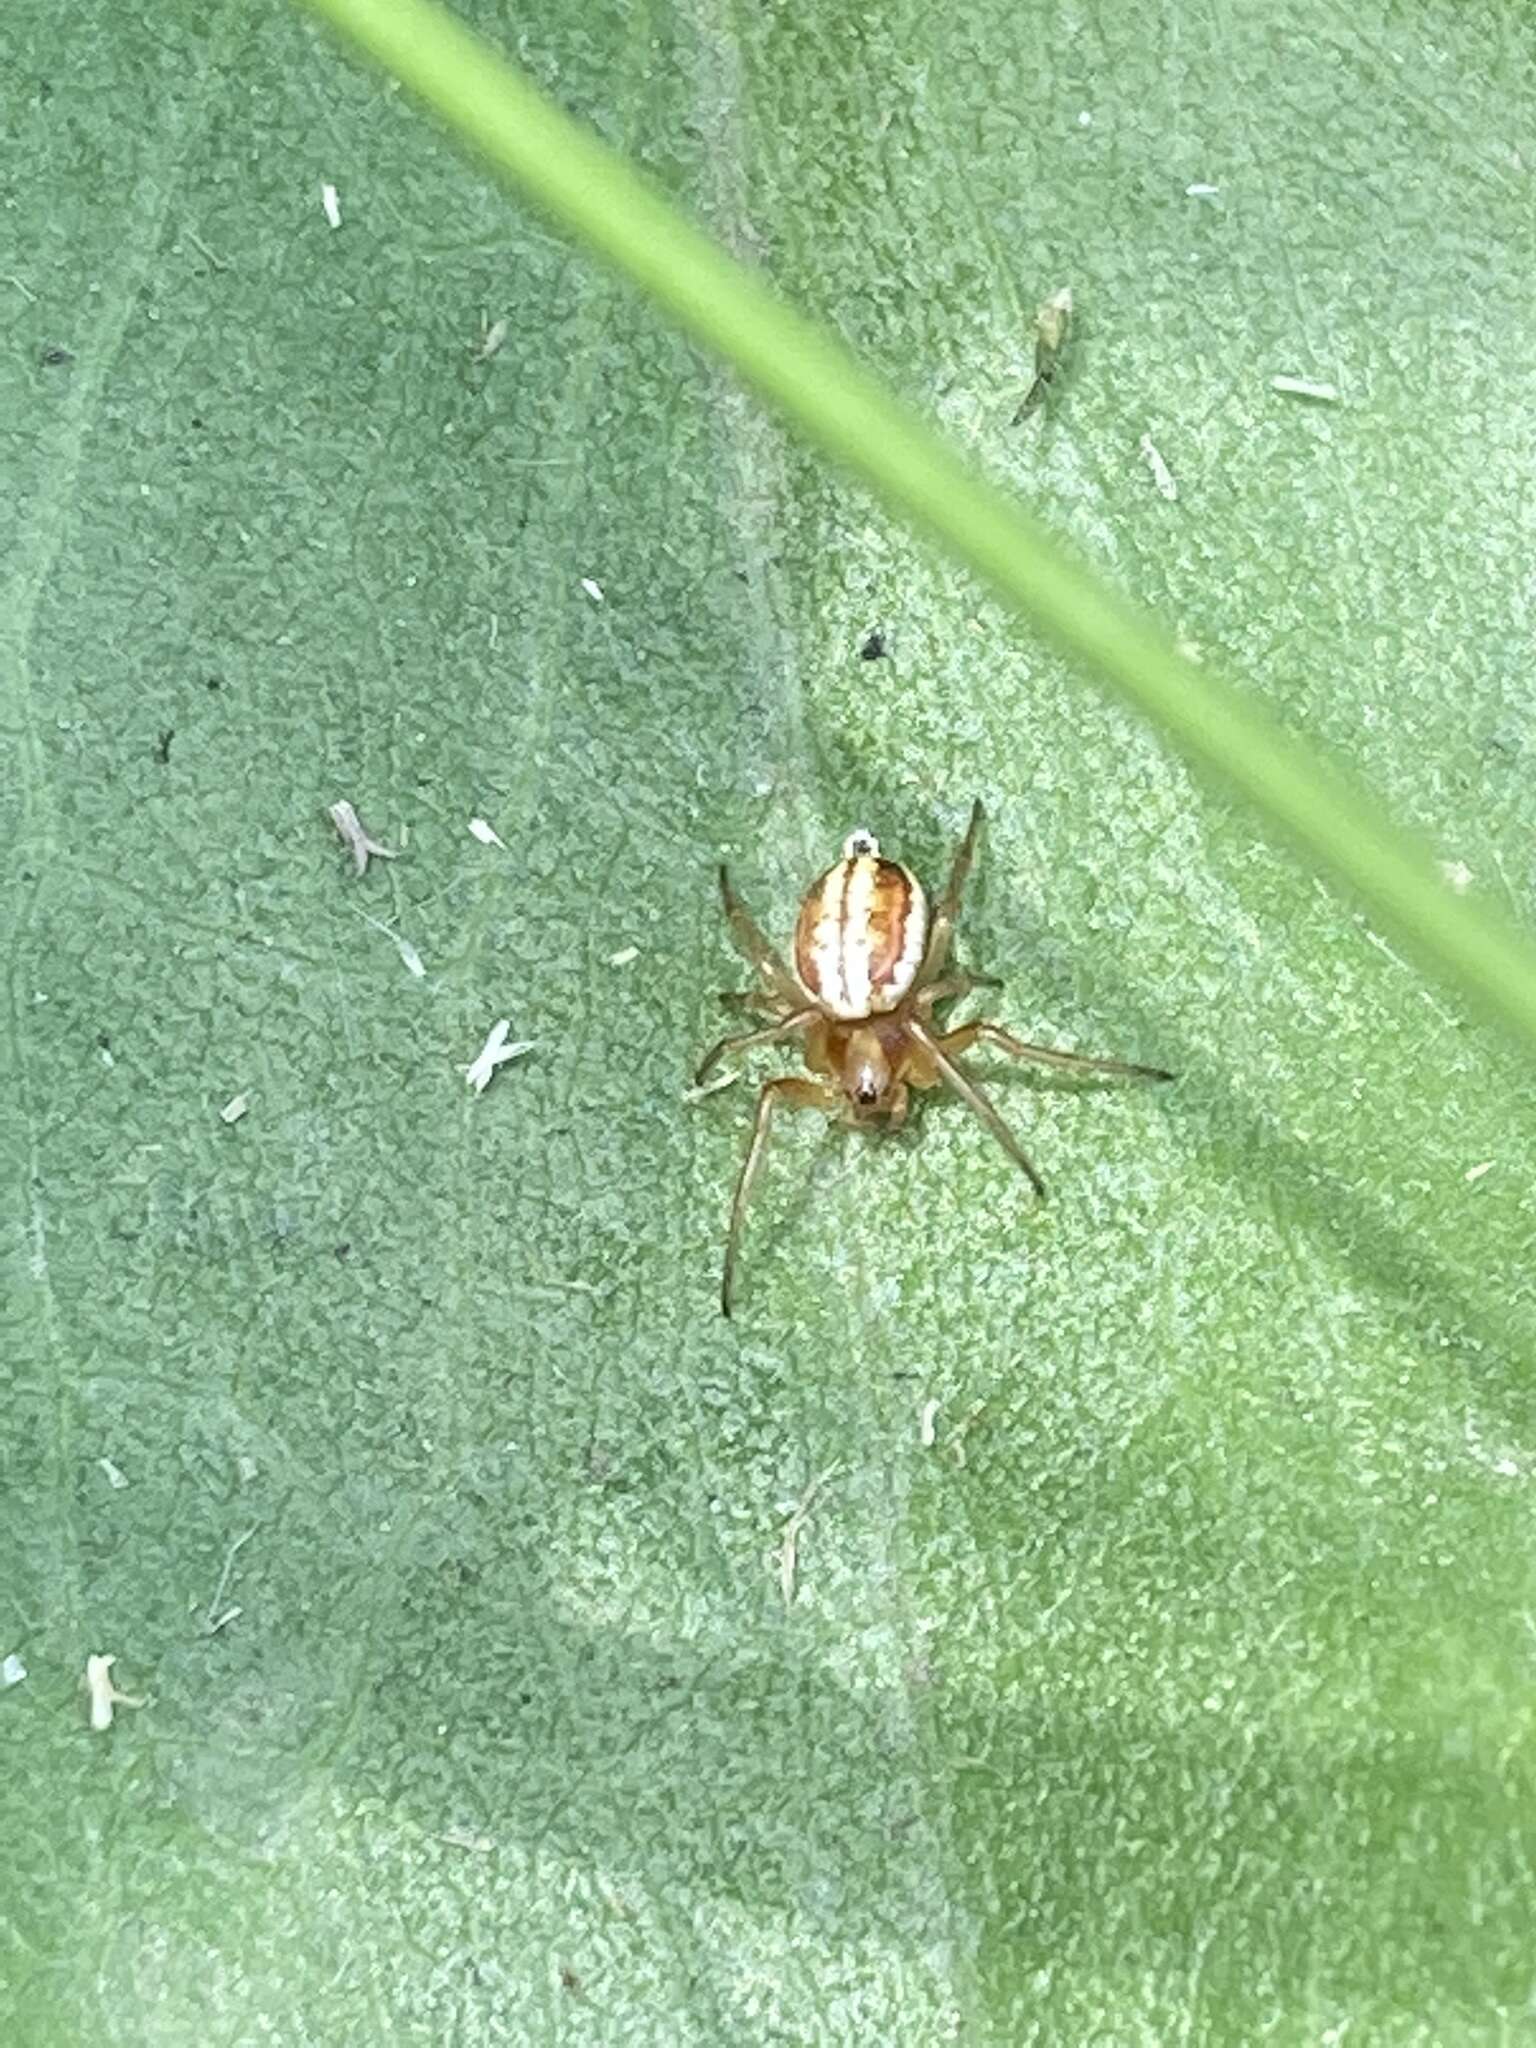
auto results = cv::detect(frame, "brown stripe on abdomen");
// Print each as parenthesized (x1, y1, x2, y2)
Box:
(794, 857, 850, 1009)
(795, 853, 926, 1018)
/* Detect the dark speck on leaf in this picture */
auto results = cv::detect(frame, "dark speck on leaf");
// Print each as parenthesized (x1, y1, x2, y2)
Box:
(41, 345, 75, 367)
(334, 1243, 351, 1259)
(191, 416, 205, 429)
(154, 728, 174, 764)
(206, 676, 222, 690)
(860, 630, 886, 660)
(559, 1967, 583, 1998)
(97, 1033, 111, 1051)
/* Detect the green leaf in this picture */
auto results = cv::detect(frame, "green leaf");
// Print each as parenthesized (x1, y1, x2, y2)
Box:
(4, 2, 1535, 2043)
(299, 0, 1536, 1058)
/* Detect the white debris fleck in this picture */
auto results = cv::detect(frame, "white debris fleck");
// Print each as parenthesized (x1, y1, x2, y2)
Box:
(99, 1043, 114, 1068)
(1439, 859, 1472, 893)
(85, 1653, 145, 1732)
(2, 1653, 26, 1688)
(1077, 110, 1092, 127)
(468, 817, 506, 849)
(950, 1400, 987, 1467)
(321, 182, 342, 229)
(98, 1457, 129, 1490)
(472, 316, 508, 362)
(779, 1465, 839, 1609)
(352, 906, 425, 978)
(328, 800, 398, 876)
(203, 1526, 255, 1635)
(1185, 182, 1219, 197)
(438, 1826, 495, 1852)
(919, 1398, 940, 1448)
(1271, 374, 1340, 402)
(1464, 1161, 1494, 1184)
(220, 1093, 250, 1125)
(464, 1019, 536, 1095)
(1139, 433, 1179, 500)
(608, 946, 640, 968)
(580, 577, 605, 603)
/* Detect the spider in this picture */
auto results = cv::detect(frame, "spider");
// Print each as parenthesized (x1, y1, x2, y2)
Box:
(695, 799, 1173, 1315)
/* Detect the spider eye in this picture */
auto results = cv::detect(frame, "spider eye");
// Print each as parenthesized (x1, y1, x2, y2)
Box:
(842, 827, 879, 859)
(854, 1076, 880, 1105)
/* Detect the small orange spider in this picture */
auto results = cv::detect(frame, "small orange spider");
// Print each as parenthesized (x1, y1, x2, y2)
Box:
(696, 800, 1173, 1315)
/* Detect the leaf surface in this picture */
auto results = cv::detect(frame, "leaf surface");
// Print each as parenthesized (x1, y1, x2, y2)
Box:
(4, 3, 1535, 2041)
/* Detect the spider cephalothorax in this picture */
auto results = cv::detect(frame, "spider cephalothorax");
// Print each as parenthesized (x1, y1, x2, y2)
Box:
(695, 800, 1173, 1316)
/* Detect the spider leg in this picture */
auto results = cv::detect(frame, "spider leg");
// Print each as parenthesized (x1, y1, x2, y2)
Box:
(718, 866, 806, 1009)
(914, 970, 1003, 1012)
(914, 798, 984, 991)
(721, 1075, 835, 1317)
(938, 1021, 1173, 1084)
(905, 1017, 1046, 1197)
(717, 989, 785, 1016)
(694, 1008, 816, 1087)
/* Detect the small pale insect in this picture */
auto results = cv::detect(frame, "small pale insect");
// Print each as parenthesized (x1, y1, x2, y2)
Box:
(1014, 284, 1074, 421)
(694, 800, 1174, 1315)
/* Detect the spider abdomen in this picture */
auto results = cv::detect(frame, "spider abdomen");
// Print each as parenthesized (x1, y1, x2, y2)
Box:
(793, 832, 928, 1020)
